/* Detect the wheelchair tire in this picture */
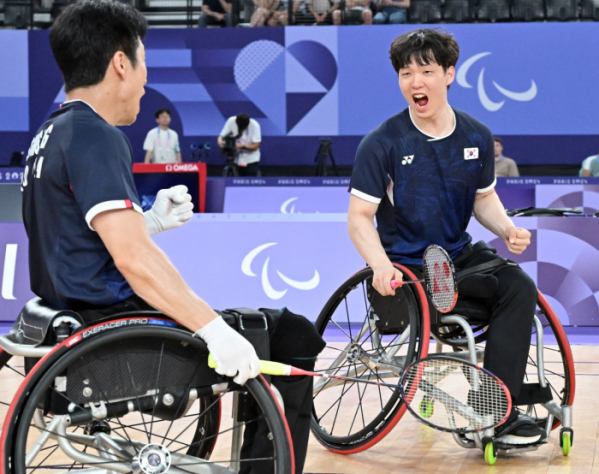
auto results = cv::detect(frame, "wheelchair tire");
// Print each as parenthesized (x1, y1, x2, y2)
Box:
(0, 349, 26, 433)
(532, 291, 575, 431)
(1, 318, 294, 474)
(310, 265, 430, 454)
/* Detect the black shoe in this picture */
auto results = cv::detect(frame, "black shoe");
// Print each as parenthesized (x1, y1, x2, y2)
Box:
(495, 413, 547, 445)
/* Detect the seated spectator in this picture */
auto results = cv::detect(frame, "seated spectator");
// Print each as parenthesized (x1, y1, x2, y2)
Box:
(373, 0, 409, 23)
(580, 154, 599, 177)
(334, 0, 373, 24)
(144, 109, 182, 164)
(199, 0, 232, 27)
(494, 136, 519, 177)
(250, 0, 280, 26)
(305, 0, 340, 24)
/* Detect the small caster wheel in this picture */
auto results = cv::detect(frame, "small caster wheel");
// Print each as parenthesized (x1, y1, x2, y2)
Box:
(560, 429, 573, 456)
(419, 397, 434, 419)
(484, 441, 497, 466)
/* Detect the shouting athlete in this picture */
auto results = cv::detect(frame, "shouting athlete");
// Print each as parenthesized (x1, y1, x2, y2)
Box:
(347, 28, 546, 445)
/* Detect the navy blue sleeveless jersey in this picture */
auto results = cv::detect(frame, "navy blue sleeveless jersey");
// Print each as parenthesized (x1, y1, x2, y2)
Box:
(349, 107, 496, 265)
(21, 100, 142, 309)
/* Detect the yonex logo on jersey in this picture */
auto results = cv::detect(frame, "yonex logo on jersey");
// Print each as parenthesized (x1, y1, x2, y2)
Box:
(402, 156, 414, 165)
(464, 148, 479, 160)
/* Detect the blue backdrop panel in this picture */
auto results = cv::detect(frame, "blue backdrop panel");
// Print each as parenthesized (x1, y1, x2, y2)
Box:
(0, 25, 597, 166)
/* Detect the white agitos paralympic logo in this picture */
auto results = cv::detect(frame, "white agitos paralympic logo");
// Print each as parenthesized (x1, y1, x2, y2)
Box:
(457, 52, 537, 112)
(241, 243, 320, 300)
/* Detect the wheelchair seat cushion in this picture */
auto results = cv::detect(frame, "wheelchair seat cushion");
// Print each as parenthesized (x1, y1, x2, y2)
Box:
(9, 297, 83, 346)
(451, 297, 492, 325)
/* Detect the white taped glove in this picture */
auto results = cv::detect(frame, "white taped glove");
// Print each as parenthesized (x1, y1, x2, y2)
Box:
(194, 317, 261, 385)
(144, 185, 194, 236)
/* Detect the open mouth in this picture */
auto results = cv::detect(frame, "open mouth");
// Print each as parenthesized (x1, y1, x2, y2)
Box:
(413, 94, 429, 110)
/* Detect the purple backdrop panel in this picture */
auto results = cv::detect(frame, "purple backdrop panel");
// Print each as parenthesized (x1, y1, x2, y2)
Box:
(0, 223, 35, 321)
(467, 217, 599, 327)
(535, 184, 599, 214)
(152, 214, 363, 321)
(224, 187, 349, 213)
(2, 216, 599, 327)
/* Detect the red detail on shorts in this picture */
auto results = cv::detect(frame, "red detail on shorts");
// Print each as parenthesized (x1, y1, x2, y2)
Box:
(69, 185, 73, 191)
(124, 199, 132, 208)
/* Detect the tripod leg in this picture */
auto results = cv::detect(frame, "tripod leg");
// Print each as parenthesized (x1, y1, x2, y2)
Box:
(329, 152, 339, 177)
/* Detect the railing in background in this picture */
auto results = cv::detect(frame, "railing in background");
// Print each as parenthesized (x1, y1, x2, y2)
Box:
(1, 0, 598, 29)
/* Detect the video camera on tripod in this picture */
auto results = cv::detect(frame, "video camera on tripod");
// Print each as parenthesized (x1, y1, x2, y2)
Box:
(221, 132, 239, 177)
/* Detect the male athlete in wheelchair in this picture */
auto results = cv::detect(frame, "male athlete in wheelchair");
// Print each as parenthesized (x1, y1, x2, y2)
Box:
(308, 28, 574, 463)
(0, 2, 324, 473)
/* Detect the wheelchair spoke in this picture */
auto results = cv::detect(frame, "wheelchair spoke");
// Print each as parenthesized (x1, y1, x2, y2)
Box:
(122, 348, 152, 444)
(148, 342, 165, 441)
(344, 296, 353, 341)
(329, 379, 348, 435)
(164, 392, 225, 450)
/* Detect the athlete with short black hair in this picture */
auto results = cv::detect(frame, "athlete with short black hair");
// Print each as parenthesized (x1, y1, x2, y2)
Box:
(347, 28, 546, 445)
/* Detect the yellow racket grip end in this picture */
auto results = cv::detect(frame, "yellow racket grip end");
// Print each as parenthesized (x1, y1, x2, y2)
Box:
(208, 354, 291, 376)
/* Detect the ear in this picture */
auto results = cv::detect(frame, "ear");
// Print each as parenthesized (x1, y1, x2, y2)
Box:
(110, 51, 128, 81)
(445, 66, 455, 87)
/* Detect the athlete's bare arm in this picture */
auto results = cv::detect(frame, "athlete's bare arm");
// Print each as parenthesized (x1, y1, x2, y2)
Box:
(144, 150, 152, 163)
(473, 189, 531, 255)
(93, 209, 218, 331)
(347, 194, 403, 296)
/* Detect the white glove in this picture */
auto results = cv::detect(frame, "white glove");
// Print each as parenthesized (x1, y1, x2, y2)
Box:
(194, 317, 261, 385)
(144, 185, 194, 236)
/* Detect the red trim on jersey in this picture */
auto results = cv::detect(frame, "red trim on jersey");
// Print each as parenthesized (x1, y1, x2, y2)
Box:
(124, 199, 132, 208)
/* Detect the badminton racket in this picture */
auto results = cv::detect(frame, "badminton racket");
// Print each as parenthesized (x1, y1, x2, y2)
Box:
(390, 244, 458, 313)
(208, 354, 511, 434)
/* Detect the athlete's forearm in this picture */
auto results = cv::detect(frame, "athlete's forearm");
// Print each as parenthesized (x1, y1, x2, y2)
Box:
(347, 212, 391, 270)
(473, 190, 514, 239)
(94, 210, 218, 332)
(144, 150, 152, 164)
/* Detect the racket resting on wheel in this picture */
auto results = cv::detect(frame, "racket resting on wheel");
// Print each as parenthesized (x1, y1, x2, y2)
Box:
(208, 354, 511, 434)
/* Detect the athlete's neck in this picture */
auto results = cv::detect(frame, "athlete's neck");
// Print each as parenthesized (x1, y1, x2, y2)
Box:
(65, 88, 125, 126)
(410, 105, 454, 138)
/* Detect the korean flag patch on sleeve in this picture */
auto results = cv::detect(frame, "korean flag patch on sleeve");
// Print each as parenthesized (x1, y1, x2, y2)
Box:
(464, 148, 479, 160)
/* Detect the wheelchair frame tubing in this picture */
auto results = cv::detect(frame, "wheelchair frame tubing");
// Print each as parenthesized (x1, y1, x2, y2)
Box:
(537, 290, 575, 429)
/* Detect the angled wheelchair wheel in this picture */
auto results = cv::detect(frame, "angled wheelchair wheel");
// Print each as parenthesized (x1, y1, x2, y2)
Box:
(310, 265, 431, 454)
(525, 291, 575, 431)
(0, 349, 27, 432)
(1, 318, 293, 474)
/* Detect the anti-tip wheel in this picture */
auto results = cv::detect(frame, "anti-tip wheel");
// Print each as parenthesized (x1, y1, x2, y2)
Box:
(419, 398, 434, 419)
(561, 432, 572, 456)
(484, 441, 497, 466)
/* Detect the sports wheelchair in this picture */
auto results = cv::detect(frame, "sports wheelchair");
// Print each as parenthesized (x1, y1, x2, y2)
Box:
(310, 263, 575, 465)
(0, 298, 294, 474)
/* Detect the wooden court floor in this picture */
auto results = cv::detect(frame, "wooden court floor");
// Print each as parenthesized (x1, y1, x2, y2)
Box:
(303, 344, 599, 474)
(0, 344, 597, 474)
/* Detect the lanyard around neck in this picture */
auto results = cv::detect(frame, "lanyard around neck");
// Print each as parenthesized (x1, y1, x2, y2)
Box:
(157, 127, 171, 150)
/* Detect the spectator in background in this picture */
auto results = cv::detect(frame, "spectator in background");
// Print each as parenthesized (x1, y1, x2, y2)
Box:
(580, 154, 599, 177)
(334, 0, 373, 24)
(494, 136, 519, 177)
(199, 0, 232, 27)
(373, 0, 409, 24)
(144, 109, 182, 164)
(250, 0, 280, 26)
(305, 0, 340, 24)
(218, 113, 261, 176)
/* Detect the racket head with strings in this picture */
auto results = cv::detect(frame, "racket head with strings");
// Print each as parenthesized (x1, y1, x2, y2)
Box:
(399, 356, 512, 434)
(422, 245, 458, 313)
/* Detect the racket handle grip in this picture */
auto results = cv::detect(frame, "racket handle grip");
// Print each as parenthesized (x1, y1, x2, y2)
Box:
(390, 279, 404, 289)
(208, 354, 292, 376)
